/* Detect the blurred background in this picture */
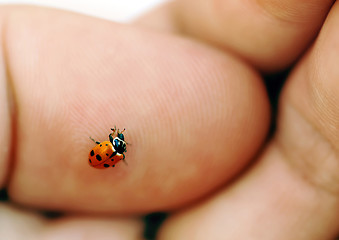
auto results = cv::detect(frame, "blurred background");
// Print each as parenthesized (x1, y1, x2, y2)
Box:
(0, 0, 168, 22)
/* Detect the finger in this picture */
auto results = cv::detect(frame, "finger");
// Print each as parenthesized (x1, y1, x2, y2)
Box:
(0, 203, 143, 240)
(159, 2, 339, 239)
(159, 145, 339, 239)
(136, 0, 334, 72)
(1, 6, 270, 214)
(0, 36, 11, 188)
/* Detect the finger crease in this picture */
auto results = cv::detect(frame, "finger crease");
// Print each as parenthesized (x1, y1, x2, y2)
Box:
(275, 102, 339, 198)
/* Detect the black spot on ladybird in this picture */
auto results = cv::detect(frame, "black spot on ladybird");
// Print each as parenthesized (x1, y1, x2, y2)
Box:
(106, 143, 108, 146)
(112, 165, 115, 167)
(96, 154, 102, 161)
(89, 159, 92, 163)
(104, 164, 110, 168)
(106, 153, 109, 156)
(100, 144, 102, 147)
(90, 150, 94, 156)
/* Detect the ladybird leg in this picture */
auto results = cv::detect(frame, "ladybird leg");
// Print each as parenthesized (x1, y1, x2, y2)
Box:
(109, 151, 117, 158)
(89, 136, 100, 144)
(109, 133, 114, 143)
(109, 127, 116, 142)
(122, 153, 128, 166)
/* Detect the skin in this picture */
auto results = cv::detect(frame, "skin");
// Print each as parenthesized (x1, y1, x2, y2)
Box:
(0, 0, 338, 239)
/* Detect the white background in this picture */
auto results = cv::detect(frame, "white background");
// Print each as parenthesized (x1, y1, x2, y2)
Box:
(0, 0, 167, 22)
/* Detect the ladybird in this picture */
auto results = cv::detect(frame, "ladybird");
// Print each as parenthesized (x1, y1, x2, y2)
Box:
(89, 127, 127, 169)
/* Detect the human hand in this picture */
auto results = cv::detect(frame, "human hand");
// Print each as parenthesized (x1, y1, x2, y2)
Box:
(0, 1, 338, 239)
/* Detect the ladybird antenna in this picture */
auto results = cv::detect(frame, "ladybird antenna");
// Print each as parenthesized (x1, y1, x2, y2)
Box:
(117, 128, 126, 134)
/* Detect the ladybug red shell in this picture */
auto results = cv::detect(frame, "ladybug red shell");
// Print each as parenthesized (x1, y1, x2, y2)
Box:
(89, 127, 127, 169)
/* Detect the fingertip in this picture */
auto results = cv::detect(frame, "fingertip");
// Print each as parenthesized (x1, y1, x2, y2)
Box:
(161, 0, 334, 72)
(3, 5, 270, 214)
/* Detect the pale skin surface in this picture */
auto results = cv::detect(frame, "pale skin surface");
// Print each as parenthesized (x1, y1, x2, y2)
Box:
(0, 0, 339, 239)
